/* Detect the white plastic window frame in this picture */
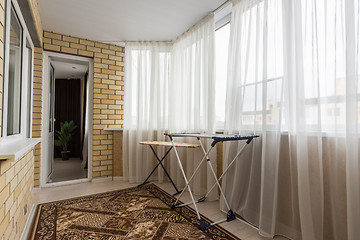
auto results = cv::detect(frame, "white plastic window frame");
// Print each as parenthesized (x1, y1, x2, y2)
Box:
(2, 0, 34, 141)
(214, 3, 231, 131)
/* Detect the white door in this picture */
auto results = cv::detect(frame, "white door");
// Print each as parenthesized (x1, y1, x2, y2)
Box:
(47, 63, 55, 182)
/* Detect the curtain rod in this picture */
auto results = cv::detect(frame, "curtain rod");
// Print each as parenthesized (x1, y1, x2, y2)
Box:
(174, 0, 231, 41)
(110, 1, 232, 45)
(214, 0, 231, 14)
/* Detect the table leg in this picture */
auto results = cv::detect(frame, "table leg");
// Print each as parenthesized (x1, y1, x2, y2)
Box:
(148, 145, 181, 195)
(137, 146, 172, 186)
(138, 146, 181, 195)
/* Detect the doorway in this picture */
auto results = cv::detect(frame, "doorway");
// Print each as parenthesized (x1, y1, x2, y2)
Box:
(41, 52, 93, 187)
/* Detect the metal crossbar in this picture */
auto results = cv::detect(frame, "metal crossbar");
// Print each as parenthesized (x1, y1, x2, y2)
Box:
(137, 145, 181, 195)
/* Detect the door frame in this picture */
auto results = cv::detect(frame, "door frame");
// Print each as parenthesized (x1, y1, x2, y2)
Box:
(47, 63, 55, 183)
(40, 51, 94, 187)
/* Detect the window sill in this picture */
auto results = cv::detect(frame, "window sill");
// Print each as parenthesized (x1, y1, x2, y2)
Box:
(104, 128, 123, 131)
(0, 138, 41, 161)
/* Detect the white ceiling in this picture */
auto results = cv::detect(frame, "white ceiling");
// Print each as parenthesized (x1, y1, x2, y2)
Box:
(37, 0, 228, 43)
(51, 58, 88, 79)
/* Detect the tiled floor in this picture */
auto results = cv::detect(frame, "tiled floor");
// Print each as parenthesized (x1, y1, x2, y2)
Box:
(33, 181, 289, 240)
(50, 158, 88, 183)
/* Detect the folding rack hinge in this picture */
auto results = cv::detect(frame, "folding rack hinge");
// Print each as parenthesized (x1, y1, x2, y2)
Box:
(211, 139, 221, 147)
(246, 137, 253, 144)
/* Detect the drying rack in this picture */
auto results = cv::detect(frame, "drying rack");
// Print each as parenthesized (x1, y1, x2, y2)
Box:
(164, 132, 259, 230)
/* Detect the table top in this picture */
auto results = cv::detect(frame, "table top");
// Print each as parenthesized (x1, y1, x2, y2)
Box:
(139, 140, 200, 148)
(164, 133, 260, 141)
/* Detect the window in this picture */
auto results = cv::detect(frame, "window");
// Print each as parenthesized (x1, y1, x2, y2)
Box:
(6, 5, 22, 136)
(214, 5, 231, 131)
(215, 1, 285, 131)
(228, 0, 285, 131)
(2, 0, 34, 139)
(225, 0, 360, 134)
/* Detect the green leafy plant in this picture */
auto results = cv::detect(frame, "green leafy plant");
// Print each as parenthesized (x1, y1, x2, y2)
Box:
(54, 120, 77, 152)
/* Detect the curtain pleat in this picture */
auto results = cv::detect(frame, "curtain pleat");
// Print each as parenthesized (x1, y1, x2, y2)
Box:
(223, 0, 360, 239)
(123, 15, 218, 198)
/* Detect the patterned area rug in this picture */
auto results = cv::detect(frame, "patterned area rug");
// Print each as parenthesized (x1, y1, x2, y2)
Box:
(30, 184, 240, 239)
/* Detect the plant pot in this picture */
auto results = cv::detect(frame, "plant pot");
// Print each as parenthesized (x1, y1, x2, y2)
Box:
(61, 151, 71, 160)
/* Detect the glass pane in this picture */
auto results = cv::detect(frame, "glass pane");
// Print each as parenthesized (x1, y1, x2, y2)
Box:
(7, 6, 23, 136)
(266, 78, 282, 126)
(242, 85, 256, 112)
(215, 23, 230, 129)
(240, 2, 264, 85)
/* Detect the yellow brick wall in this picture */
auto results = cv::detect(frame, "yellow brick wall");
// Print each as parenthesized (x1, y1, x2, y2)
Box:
(0, 1, 41, 239)
(43, 31, 125, 179)
(32, 47, 43, 188)
(0, 149, 35, 240)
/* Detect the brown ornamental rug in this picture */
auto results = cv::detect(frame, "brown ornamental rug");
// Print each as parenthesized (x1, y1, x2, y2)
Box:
(30, 184, 240, 240)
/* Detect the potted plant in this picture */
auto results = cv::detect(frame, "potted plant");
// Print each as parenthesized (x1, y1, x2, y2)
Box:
(54, 120, 77, 160)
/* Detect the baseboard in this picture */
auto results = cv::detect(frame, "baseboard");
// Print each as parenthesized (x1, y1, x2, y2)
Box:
(112, 176, 124, 181)
(20, 204, 37, 240)
(91, 176, 112, 183)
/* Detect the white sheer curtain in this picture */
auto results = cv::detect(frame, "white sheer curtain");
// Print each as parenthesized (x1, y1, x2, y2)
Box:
(123, 42, 171, 183)
(170, 14, 215, 132)
(123, 14, 217, 197)
(168, 14, 217, 197)
(222, 0, 360, 239)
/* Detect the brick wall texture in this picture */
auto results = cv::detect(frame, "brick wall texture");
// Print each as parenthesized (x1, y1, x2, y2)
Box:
(0, 1, 42, 239)
(0, 150, 34, 240)
(42, 31, 125, 179)
(32, 47, 43, 188)
(0, 2, 125, 237)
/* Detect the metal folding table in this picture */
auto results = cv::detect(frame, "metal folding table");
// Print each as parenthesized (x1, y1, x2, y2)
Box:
(164, 133, 259, 230)
(138, 140, 200, 195)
